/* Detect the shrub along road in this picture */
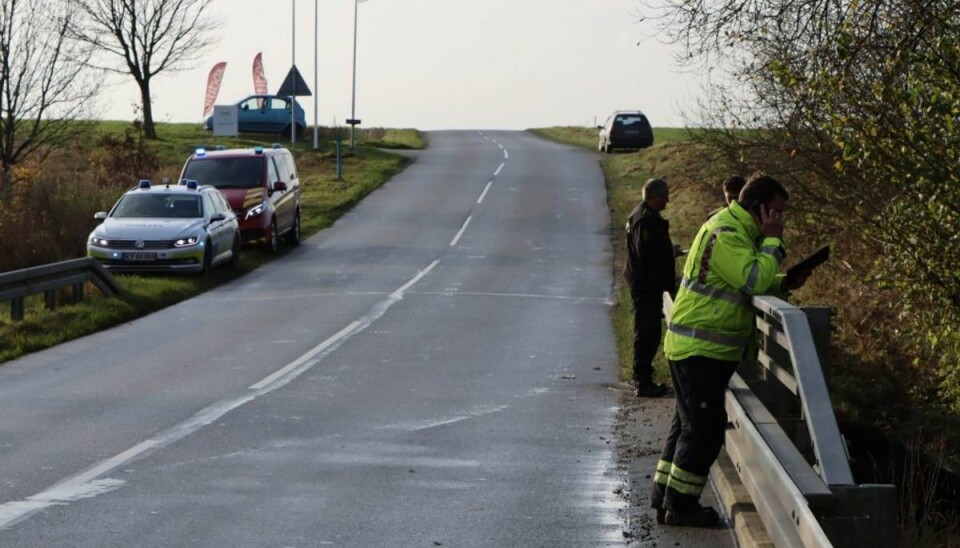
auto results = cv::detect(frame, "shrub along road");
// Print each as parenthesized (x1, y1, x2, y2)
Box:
(0, 130, 739, 546)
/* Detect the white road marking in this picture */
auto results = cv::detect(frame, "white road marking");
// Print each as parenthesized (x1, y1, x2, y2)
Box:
(497, 143, 504, 149)
(449, 216, 472, 247)
(504, 149, 509, 160)
(0, 259, 443, 531)
(250, 321, 362, 390)
(494, 163, 505, 177)
(412, 290, 608, 304)
(380, 404, 510, 432)
(477, 181, 493, 204)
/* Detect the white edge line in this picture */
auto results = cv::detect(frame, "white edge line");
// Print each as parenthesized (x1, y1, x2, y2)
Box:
(0, 259, 445, 531)
(477, 181, 493, 204)
(503, 149, 509, 159)
(449, 216, 472, 247)
(391, 259, 440, 298)
(494, 163, 505, 177)
(249, 320, 362, 390)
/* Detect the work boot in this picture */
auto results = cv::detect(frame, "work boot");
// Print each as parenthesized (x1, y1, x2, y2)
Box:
(664, 505, 720, 527)
(634, 381, 668, 398)
(651, 502, 666, 525)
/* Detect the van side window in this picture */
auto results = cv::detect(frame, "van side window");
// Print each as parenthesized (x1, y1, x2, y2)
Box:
(268, 157, 280, 187)
(284, 153, 297, 180)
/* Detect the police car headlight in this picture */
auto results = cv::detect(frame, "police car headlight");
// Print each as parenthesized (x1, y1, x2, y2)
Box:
(173, 236, 200, 248)
(245, 203, 265, 220)
(89, 236, 109, 247)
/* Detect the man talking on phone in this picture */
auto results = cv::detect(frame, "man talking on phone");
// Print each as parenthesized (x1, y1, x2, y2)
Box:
(650, 172, 811, 527)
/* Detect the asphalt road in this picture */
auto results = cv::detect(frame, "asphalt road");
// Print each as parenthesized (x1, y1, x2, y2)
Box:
(0, 131, 633, 547)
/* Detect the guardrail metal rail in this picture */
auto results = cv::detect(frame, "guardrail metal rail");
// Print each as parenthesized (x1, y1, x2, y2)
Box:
(1, 258, 123, 321)
(663, 293, 898, 547)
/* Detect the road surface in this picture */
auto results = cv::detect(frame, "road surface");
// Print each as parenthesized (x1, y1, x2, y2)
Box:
(0, 131, 732, 547)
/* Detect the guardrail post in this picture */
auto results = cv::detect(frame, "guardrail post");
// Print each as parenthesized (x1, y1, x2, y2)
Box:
(802, 306, 832, 380)
(10, 298, 24, 321)
(44, 290, 57, 310)
(72, 282, 85, 304)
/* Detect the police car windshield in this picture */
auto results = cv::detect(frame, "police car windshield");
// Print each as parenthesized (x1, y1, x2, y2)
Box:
(112, 194, 203, 219)
(182, 157, 264, 189)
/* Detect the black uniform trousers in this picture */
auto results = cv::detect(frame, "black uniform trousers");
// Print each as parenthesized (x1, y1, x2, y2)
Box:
(652, 356, 738, 512)
(631, 294, 663, 385)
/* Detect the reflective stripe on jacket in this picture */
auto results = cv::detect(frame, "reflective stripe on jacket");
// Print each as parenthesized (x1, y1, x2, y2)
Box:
(664, 201, 786, 362)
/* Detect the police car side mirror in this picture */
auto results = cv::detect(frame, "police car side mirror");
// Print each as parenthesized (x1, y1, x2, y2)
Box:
(94, 211, 107, 221)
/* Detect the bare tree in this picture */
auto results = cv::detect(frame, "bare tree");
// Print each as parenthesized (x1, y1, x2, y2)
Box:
(68, 0, 218, 139)
(0, 0, 97, 173)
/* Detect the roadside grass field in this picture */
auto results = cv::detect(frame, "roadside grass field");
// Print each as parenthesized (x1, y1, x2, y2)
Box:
(0, 123, 423, 364)
(531, 126, 717, 385)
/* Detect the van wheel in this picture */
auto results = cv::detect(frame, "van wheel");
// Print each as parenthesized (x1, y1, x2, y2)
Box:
(286, 209, 301, 246)
(267, 219, 280, 254)
(230, 234, 241, 268)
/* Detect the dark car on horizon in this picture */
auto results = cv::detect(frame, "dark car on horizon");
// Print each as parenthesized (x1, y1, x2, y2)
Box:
(597, 110, 654, 153)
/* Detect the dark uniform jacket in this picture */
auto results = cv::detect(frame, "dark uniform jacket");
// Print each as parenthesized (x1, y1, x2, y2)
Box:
(623, 202, 676, 309)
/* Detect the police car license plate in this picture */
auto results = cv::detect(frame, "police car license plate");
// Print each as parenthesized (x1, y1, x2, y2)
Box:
(123, 252, 156, 261)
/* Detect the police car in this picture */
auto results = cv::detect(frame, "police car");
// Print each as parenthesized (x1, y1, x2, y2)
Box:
(87, 179, 241, 273)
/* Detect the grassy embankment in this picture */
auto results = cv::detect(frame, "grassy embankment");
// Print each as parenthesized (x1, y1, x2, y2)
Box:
(533, 126, 960, 546)
(0, 123, 423, 364)
(530, 126, 714, 384)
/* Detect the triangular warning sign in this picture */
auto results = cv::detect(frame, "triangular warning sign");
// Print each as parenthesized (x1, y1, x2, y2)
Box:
(276, 65, 312, 97)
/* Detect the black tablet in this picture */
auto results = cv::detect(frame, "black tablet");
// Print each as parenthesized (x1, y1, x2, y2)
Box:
(787, 245, 831, 278)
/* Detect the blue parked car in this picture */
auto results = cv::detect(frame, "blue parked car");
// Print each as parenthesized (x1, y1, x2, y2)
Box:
(204, 95, 306, 137)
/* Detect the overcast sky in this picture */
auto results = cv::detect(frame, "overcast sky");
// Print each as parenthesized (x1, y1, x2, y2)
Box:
(98, 0, 705, 130)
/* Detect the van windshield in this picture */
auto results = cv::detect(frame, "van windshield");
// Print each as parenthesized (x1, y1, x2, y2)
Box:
(182, 157, 264, 189)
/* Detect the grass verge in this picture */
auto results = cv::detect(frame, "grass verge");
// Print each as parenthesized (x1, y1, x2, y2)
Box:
(0, 123, 422, 364)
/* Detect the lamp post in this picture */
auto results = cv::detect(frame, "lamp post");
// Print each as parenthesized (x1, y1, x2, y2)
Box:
(347, 0, 367, 149)
(290, 0, 297, 145)
(313, 0, 319, 149)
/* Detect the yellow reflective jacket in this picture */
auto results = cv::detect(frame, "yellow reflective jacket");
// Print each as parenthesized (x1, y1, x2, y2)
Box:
(664, 201, 786, 362)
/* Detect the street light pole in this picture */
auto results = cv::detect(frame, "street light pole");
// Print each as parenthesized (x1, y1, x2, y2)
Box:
(349, 0, 359, 150)
(291, 0, 297, 145)
(313, 0, 319, 149)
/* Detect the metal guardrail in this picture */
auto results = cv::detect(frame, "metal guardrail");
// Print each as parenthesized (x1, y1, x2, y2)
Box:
(663, 292, 898, 547)
(0, 258, 123, 321)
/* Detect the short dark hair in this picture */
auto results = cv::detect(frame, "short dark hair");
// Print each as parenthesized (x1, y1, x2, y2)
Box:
(739, 172, 789, 208)
(642, 178, 668, 200)
(722, 175, 745, 197)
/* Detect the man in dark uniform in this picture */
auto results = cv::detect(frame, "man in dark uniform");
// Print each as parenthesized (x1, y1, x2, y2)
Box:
(624, 178, 680, 398)
(707, 175, 746, 219)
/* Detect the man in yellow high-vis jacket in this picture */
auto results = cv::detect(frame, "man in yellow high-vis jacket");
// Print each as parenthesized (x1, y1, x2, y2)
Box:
(652, 173, 811, 527)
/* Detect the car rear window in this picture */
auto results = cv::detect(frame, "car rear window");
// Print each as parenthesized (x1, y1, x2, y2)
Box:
(614, 115, 647, 127)
(182, 157, 265, 189)
(112, 194, 202, 219)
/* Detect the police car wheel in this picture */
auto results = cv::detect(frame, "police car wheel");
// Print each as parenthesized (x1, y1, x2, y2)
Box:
(200, 239, 213, 275)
